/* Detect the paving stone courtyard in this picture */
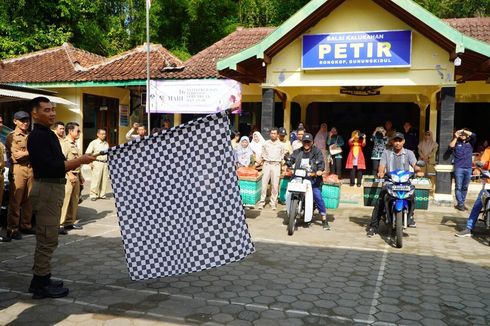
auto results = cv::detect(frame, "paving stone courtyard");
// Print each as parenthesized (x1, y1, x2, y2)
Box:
(1, 185, 489, 325)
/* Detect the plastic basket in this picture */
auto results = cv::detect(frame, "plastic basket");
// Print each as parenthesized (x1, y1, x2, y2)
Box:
(322, 183, 341, 209)
(415, 189, 429, 210)
(279, 177, 290, 203)
(239, 179, 262, 206)
(363, 186, 382, 206)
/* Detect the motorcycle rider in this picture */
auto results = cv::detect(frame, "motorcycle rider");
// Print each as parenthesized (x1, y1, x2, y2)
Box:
(367, 132, 422, 237)
(455, 147, 490, 237)
(287, 133, 330, 230)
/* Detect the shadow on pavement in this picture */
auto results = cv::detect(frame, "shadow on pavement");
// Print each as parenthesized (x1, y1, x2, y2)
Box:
(1, 233, 489, 326)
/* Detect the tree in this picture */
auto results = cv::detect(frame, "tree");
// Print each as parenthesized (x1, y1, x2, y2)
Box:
(414, 0, 490, 18)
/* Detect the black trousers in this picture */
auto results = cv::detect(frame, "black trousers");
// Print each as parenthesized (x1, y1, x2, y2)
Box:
(332, 158, 342, 177)
(372, 159, 380, 176)
(349, 166, 363, 186)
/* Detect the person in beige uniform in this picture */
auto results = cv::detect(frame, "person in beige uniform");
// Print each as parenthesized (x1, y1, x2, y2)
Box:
(0, 141, 9, 242)
(278, 127, 293, 155)
(6, 111, 34, 240)
(256, 128, 285, 210)
(53, 121, 65, 141)
(85, 129, 109, 201)
(59, 122, 84, 233)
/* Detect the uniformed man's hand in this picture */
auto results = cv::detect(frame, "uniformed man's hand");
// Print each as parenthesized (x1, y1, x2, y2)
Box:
(68, 174, 77, 184)
(13, 150, 28, 160)
(316, 170, 323, 176)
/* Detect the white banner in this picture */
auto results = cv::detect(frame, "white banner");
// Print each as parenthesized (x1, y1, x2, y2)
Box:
(148, 79, 242, 114)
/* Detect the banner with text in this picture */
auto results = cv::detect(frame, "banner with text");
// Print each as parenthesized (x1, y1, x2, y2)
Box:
(148, 79, 242, 114)
(302, 30, 412, 70)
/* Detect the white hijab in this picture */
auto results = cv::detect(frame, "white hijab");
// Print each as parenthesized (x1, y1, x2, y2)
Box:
(250, 131, 265, 158)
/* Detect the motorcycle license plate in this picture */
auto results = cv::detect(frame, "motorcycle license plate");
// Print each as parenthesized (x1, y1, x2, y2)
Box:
(287, 183, 307, 193)
(391, 185, 411, 191)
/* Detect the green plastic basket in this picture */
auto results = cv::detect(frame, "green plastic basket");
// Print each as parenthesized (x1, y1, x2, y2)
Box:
(239, 179, 261, 206)
(363, 186, 382, 206)
(279, 177, 290, 203)
(415, 189, 429, 210)
(322, 184, 341, 209)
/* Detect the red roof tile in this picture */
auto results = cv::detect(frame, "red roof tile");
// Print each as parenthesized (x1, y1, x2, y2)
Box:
(161, 27, 276, 79)
(0, 43, 183, 83)
(75, 44, 183, 81)
(443, 17, 490, 44)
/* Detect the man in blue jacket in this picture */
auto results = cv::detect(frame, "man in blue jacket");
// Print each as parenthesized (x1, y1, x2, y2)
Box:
(450, 128, 476, 211)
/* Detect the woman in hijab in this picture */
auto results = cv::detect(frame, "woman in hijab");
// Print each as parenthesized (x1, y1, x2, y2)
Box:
(314, 123, 329, 173)
(235, 136, 254, 168)
(249, 131, 266, 162)
(418, 130, 438, 178)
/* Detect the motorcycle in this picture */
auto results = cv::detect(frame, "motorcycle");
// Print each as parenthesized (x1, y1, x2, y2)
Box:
(284, 156, 315, 236)
(474, 162, 490, 245)
(377, 161, 425, 248)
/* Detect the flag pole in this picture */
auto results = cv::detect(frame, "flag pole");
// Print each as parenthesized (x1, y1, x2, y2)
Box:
(146, 0, 151, 131)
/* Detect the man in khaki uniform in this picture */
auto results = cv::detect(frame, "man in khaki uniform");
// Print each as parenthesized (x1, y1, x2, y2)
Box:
(256, 128, 285, 210)
(59, 122, 84, 232)
(53, 121, 65, 141)
(85, 129, 109, 201)
(6, 111, 34, 240)
(0, 141, 9, 242)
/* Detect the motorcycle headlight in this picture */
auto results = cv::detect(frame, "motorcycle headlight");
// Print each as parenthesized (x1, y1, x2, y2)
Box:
(295, 169, 307, 177)
(389, 170, 412, 183)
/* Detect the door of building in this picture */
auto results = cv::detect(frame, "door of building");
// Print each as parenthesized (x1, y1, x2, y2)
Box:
(83, 94, 119, 151)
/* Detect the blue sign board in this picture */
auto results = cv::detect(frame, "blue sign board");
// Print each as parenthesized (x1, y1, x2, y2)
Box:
(302, 30, 412, 70)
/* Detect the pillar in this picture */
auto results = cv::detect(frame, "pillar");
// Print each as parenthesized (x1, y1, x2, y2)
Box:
(283, 100, 291, 135)
(429, 91, 438, 136)
(261, 88, 275, 138)
(173, 113, 182, 126)
(234, 113, 240, 131)
(418, 102, 428, 142)
(434, 87, 456, 203)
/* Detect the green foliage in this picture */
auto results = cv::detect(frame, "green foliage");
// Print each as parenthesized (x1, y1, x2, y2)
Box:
(0, 0, 488, 61)
(413, 0, 490, 18)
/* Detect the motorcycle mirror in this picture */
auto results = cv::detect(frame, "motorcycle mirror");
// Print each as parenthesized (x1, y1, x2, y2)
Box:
(475, 161, 484, 168)
(416, 160, 426, 168)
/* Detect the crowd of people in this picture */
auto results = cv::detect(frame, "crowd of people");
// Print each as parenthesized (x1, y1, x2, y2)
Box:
(0, 112, 110, 242)
(233, 120, 440, 187)
(232, 121, 490, 237)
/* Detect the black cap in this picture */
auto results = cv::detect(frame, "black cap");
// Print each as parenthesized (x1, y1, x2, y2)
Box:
(278, 127, 287, 136)
(392, 132, 405, 140)
(302, 133, 313, 142)
(14, 111, 30, 120)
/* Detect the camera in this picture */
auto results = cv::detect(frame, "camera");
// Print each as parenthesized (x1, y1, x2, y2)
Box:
(284, 154, 295, 168)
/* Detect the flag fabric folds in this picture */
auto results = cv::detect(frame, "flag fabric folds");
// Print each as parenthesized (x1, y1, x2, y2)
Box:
(108, 111, 255, 280)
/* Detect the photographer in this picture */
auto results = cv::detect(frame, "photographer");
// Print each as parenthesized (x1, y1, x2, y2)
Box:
(346, 130, 366, 187)
(449, 128, 476, 211)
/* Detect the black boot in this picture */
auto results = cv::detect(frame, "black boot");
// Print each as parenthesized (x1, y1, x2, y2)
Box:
(29, 274, 69, 299)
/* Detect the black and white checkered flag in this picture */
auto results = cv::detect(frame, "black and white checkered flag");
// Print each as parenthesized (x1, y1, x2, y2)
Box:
(108, 111, 255, 280)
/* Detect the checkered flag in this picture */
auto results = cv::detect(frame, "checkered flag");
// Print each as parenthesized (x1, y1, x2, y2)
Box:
(107, 111, 255, 280)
